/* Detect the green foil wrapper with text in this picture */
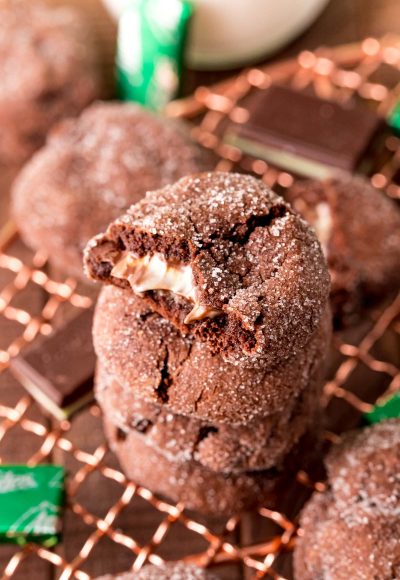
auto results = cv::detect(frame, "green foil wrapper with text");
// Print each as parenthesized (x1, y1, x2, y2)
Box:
(0, 465, 65, 546)
(116, 0, 192, 111)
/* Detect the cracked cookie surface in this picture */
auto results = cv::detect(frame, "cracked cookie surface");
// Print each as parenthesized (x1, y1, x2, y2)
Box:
(93, 286, 331, 425)
(85, 172, 330, 364)
(0, 0, 100, 165)
(95, 357, 324, 473)
(104, 414, 320, 515)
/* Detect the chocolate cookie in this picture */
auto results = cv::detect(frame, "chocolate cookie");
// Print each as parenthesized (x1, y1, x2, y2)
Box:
(85, 172, 330, 364)
(93, 286, 331, 425)
(12, 103, 213, 279)
(95, 357, 323, 473)
(96, 562, 219, 579)
(104, 414, 319, 516)
(285, 176, 400, 327)
(294, 420, 400, 580)
(0, 0, 100, 166)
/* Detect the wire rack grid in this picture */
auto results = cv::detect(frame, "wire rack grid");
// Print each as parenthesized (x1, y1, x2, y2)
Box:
(0, 36, 400, 580)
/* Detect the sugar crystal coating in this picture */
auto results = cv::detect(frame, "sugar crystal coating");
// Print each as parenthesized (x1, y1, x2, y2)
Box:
(104, 413, 320, 516)
(93, 286, 331, 425)
(95, 562, 219, 579)
(95, 354, 324, 473)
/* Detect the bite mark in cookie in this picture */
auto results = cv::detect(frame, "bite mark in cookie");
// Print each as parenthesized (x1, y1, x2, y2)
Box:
(112, 252, 222, 323)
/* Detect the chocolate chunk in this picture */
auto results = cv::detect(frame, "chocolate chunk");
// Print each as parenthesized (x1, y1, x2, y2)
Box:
(9, 308, 95, 419)
(225, 85, 383, 178)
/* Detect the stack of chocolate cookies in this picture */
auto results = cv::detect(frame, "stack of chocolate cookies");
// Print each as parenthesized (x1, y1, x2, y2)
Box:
(84, 172, 331, 515)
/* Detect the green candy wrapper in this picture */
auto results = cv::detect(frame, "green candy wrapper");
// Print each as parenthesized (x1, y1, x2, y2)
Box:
(117, 0, 192, 111)
(388, 101, 400, 136)
(0, 465, 64, 546)
(364, 391, 400, 424)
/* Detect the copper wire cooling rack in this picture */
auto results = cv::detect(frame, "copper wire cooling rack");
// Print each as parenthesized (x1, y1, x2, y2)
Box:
(1, 36, 400, 580)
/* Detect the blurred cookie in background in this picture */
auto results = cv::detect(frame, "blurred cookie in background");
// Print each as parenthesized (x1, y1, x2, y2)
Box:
(285, 176, 400, 327)
(0, 0, 101, 168)
(93, 285, 330, 427)
(11, 102, 215, 279)
(84, 172, 330, 365)
(294, 420, 400, 580)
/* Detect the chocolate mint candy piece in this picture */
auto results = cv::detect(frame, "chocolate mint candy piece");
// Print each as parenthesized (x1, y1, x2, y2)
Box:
(0, 465, 64, 546)
(10, 308, 95, 420)
(225, 84, 383, 179)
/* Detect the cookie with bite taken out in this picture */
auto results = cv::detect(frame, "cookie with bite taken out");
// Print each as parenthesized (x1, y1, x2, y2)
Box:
(85, 172, 330, 365)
